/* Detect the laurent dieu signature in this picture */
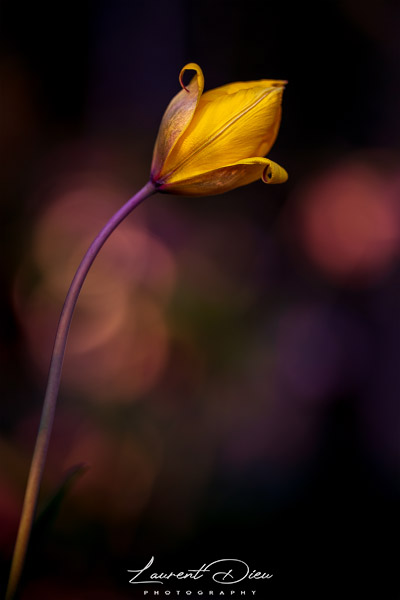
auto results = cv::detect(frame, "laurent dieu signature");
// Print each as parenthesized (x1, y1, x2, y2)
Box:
(127, 557, 273, 585)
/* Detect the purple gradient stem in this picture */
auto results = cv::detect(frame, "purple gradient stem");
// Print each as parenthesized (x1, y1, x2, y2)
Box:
(6, 181, 156, 600)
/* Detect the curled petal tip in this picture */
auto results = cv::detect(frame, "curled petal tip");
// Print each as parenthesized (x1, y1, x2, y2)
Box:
(179, 62, 203, 93)
(262, 161, 288, 184)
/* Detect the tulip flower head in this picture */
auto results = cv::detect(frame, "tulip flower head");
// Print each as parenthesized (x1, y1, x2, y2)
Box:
(151, 63, 288, 196)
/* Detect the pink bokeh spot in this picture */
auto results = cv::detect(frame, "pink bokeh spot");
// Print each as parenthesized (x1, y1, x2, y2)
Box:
(298, 163, 400, 282)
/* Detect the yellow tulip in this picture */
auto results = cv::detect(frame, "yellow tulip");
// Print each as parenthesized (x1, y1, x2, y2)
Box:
(150, 63, 288, 196)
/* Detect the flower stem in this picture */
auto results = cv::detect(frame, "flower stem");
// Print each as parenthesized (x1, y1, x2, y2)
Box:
(6, 181, 156, 600)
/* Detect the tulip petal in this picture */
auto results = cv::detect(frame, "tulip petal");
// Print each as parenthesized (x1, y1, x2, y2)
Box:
(151, 63, 204, 180)
(159, 157, 288, 196)
(202, 79, 287, 101)
(162, 84, 285, 181)
(203, 81, 285, 159)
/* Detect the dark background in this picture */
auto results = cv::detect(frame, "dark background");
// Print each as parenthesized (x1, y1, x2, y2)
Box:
(1, 1, 399, 598)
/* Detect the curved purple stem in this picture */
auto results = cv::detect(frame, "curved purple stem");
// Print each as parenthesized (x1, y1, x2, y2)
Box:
(6, 181, 156, 600)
